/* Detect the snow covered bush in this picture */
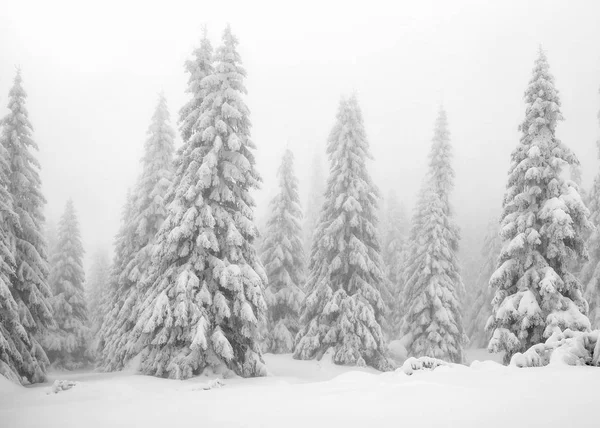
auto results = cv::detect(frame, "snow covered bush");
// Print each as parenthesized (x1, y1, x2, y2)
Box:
(400, 356, 449, 375)
(487, 48, 591, 364)
(261, 149, 305, 353)
(510, 329, 600, 368)
(399, 108, 466, 363)
(294, 95, 390, 371)
(48, 380, 77, 395)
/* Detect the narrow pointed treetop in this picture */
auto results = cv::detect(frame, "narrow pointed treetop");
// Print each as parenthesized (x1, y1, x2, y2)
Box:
(400, 108, 465, 363)
(43, 199, 90, 369)
(261, 148, 305, 353)
(0, 69, 52, 384)
(429, 107, 455, 204)
(487, 49, 591, 363)
(179, 29, 214, 143)
(131, 27, 267, 379)
(294, 95, 389, 370)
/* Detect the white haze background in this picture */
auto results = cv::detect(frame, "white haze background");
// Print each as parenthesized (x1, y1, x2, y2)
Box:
(1, 0, 599, 266)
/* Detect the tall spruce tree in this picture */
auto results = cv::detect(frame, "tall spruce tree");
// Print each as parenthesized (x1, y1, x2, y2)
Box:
(487, 49, 591, 363)
(261, 149, 305, 353)
(0, 70, 52, 383)
(98, 94, 175, 371)
(400, 108, 465, 363)
(303, 151, 326, 255)
(42, 200, 90, 369)
(0, 99, 23, 383)
(294, 95, 389, 370)
(130, 26, 268, 380)
(466, 219, 502, 348)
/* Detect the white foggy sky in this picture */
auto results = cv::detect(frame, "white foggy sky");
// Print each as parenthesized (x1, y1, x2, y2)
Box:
(1, 0, 600, 265)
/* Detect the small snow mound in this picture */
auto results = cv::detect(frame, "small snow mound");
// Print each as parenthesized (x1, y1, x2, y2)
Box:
(511, 329, 600, 368)
(191, 378, 225, 391)
(399, 357, 450, 375)
(48, 380, 78, 395)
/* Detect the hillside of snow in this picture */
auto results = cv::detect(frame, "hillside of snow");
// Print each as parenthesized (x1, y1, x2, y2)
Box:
(1, 350, 598, 428)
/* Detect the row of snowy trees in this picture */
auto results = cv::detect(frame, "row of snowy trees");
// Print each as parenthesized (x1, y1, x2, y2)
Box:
(3, 33, 600, 385)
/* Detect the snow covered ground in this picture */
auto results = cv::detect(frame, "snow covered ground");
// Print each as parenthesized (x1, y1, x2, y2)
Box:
(1, 349, 598, 428)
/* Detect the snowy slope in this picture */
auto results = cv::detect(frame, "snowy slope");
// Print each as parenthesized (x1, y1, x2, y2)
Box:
(1, 352, 598, 428)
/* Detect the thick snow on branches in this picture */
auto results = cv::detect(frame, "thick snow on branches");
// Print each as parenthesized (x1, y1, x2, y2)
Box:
(130, 27, 268, 380)
(487, 49, 591, 363)
(0, 70, 52, 384)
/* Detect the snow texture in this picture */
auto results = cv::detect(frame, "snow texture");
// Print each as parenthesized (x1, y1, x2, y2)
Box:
(1, 352, 598, 428)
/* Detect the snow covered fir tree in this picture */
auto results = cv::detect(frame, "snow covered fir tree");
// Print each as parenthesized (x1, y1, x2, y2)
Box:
(97, 93, 175, 371)
(128, 26, 268, 380)
(42, 200, 90, 369)
(399, 108, 466, 363)
(261, 149, 305, 353)
(465, 219, 502, 347)
(487, 48, 591, 364)
(294, 95, 389, 370)
(0, 70, 53, 384)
